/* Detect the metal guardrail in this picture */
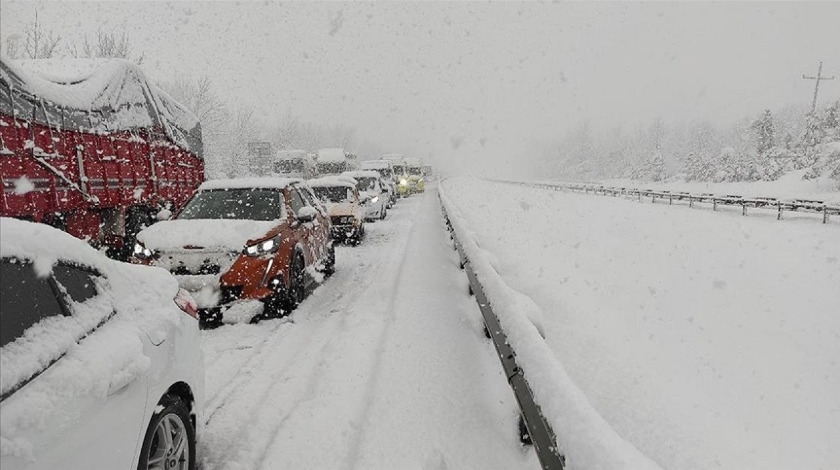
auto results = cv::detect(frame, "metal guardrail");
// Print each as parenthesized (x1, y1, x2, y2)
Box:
(439, 193, 565, 470)
(494, 180, 840, 223)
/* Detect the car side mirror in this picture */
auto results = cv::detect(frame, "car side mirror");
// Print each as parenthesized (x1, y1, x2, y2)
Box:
(296, 206, 317, 222)
(156, 209, 172, 221)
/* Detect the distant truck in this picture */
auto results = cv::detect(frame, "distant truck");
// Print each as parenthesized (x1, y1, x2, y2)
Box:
(274, 149, 317, 179)
(316, 148, 350, 175)
(0, 58, 203, 259)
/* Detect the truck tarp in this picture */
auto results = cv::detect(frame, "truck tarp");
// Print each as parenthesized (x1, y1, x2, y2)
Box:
(0, 57, 202, 158)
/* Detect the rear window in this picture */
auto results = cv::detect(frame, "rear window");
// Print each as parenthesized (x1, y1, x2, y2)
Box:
(0, 260, 65, 348)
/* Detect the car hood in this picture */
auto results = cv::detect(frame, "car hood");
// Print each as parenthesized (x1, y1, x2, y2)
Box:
(326, 202, 360, 217)
(137, 218, 279, 252)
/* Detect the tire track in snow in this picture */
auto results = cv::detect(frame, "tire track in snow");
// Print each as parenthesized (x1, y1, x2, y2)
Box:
(249, 213, 418, 470)
(339, 196, 429, 470)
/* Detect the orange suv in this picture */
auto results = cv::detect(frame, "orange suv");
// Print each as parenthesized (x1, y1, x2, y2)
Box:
(131, 178, 334, 326)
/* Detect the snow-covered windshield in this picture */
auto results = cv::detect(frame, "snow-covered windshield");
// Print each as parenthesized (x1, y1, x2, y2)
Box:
(177, 189, 283, 221)
(312, 186, 352, 203)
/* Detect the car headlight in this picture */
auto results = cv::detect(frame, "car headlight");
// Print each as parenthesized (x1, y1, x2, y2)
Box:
(399, 179, 408, 186)
(132, 242, 154, 259)
(244, 235, 281, 257)
(371, 196, 379, 204)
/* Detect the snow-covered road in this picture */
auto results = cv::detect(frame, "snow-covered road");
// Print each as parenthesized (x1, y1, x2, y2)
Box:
(198, 189, 537, 470)
(441, 177, 840, 470)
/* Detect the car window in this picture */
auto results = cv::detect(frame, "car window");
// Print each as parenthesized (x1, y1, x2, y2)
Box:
(52, 263, 99, 304)
(0, 259, 65, 349)
(289, 188, 307, 215)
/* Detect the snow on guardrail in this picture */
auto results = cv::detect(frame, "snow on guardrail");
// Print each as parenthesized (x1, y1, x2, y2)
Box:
(492, 179, 840, 223)
(439, 182, 661, 470)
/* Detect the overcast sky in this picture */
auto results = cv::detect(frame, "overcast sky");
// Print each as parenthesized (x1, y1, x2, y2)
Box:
(2, 1, 839, 173)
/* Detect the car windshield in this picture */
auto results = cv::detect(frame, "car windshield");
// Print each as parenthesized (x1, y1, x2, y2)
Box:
(354, 177, 378, 192)
(408, 167, 422, 176)
(392, 165, 405, 175)
(177, 189, 284, 221)
(312, 186, 352, 203)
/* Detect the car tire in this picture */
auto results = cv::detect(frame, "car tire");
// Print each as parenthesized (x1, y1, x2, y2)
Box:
(137, 394, 196, 470)
(322, 243, 336, 277)
(283, 253, 306, 311)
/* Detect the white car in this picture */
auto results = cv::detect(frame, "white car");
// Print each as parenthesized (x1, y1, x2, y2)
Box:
(360, 160, 398, 206)
(342, 170, 389, 221)
(0, 218, 204, 470)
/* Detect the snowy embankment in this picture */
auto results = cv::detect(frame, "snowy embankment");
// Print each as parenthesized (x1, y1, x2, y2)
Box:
(441, 177, 840, 470)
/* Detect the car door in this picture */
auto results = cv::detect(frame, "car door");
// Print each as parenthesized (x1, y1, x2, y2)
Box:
(0, 260, 149, 470)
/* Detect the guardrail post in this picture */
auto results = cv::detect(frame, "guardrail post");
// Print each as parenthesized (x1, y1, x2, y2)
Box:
(742, 204, 747, 216)
(713, 199, 718, 211)
(824, 207, 829, 224)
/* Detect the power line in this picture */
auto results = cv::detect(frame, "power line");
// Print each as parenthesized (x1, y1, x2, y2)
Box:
(802, 61, 835, 114)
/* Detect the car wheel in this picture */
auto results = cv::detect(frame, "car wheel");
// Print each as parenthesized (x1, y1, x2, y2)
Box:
(322, 243, 336, 277)
(137, 394, 195, 470)
(283, 253, 306, 310)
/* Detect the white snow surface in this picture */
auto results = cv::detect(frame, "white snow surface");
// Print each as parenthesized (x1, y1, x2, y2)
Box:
(199, 177, 300, 191)
(441, 177, 840, 470)
(198, 190, 538, 470)
(137, 219, 279, 252)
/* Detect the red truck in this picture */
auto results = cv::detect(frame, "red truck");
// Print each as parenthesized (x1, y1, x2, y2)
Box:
(0, 58, 203, 259)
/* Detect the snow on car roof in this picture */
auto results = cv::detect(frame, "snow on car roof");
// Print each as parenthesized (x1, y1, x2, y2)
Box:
(307, 176, 356, 188)
(360, 160, 391, 169)
(342, 170, 381, 179)
(0, 217, 106, 270)
(317, 148, 347, 163)
(380, 154, 405, 161)
(198, 177, 301, 191)
(277, 149, 308, 160)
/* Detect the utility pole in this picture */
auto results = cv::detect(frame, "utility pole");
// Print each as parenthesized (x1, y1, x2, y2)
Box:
(803, 61, 835, 114)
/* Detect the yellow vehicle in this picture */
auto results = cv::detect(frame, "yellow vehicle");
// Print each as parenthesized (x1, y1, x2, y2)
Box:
(409, 175, 425, 193)
(396, 176, 411, 197)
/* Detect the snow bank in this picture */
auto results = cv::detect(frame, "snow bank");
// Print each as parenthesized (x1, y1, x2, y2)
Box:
(441, 177, 840, 470)
(439, 184, 660, 470)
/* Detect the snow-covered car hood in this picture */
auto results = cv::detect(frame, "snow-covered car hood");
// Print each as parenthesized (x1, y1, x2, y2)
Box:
(326, 202, 361, 218)
(137, 218, 279, 252)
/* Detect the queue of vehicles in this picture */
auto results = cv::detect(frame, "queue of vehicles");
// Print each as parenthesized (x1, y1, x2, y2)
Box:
(0, 57, 431, 470)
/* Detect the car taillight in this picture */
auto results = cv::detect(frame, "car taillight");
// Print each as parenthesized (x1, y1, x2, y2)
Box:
(174, 288, 199, 319)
